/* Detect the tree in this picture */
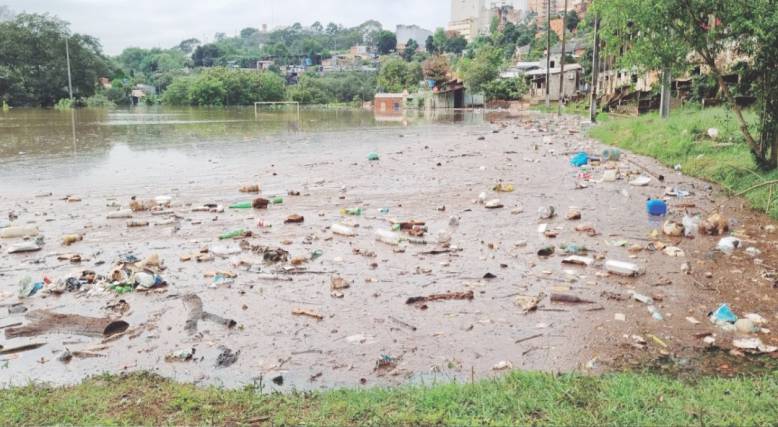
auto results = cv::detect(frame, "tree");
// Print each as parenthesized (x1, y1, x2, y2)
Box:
(425, 35, 435, 54)
(177, 38, 200, 54)
(432, 28, 448, 53)
(445, 34, 468, 54)
(375, 30, 397, 55)
(422, 55, 450, 83)
(483, 77, 528, 100)
(378, 58, 420, 92)
(311, 21, 323, 33)
(240, 27, 259, 39)
(594, 0, 777, 169)
(325, 22, 339, 35)
(0, 13, 111, 106)
(457, 46, 504, 93)
(565, 11, 579, 32)
(192, 44, 222, 67)
(402, 39, 419, 61)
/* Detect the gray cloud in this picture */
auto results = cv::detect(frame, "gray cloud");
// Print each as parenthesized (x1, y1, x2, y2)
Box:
(3, 0, 450, 55)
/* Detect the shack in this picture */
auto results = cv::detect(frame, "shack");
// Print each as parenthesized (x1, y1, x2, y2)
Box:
(374, 93, 406, 114)
(525, 64, 583, 102)
(427, 79, 483, 109)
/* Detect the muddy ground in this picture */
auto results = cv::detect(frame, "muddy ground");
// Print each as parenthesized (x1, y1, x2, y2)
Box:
(1, 113, 776, 390)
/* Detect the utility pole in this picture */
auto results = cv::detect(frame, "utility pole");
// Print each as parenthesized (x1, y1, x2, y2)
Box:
(544, 0, 551, 109)
(589, 14, 600, 123)
(659, 67, 671, 119)
(65, 36, 74, 101)
(557, 0, 568, 116)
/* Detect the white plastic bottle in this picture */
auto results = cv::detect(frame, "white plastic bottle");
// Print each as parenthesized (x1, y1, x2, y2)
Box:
(375, 229, 401, 245)
(0, 226, 39, 239)
(331, 223, 356, 236)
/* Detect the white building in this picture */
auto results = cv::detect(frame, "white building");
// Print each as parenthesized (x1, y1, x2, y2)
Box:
(396, 25, 433, 50)
(448, 0, 524, 41)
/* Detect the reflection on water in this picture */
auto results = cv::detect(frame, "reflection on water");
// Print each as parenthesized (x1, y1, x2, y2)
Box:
(0, 106, 487, 160)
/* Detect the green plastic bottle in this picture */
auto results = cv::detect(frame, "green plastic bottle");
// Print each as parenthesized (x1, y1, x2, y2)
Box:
(219, 229, 246, 240)
(368, 152, 380, 161)
(340, 207, 363, 216)
(271, 196, 284, 204)
(229, 201, 252, 209)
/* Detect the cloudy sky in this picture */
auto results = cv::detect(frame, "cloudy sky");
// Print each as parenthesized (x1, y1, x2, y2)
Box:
(4, 0, 456, 55)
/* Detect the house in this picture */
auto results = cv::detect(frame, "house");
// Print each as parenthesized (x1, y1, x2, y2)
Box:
(256, 60, 275, 71)
(427, 79, 484, 109)
(130, 84, 156, 105)
(98, 77, 112, 89)
(374, 93, 406, 114)
(525, 63, 583, 101)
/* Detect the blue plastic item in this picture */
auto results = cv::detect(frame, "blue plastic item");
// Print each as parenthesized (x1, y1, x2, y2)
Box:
(711, 304, 737, 323)
(602, 148, 621, 161)
(646, 199, 668, 216)
(570, 152, 589, 167)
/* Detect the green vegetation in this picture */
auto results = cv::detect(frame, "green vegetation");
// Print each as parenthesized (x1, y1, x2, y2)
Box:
(593, 0, 778, 170)
(483, 77, 528, 101)
(161, 68, 285, 106)
(0, 13, 112, 107)
(1, 371, 776, 425)
(288, 72, 377, 104)
(377, 58, 422, 93)
(589, 106, 778, 218)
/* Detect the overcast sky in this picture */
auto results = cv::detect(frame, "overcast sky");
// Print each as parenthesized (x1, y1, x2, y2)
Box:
(3, 0, 456, 55)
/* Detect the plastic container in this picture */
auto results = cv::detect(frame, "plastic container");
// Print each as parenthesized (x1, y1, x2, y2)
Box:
(602, 148, 621, 161)
(229, 201, 252, 209)
(107, 209, 133, 219)
(646, 199, 667, 216)
(682, 213, 700, 237)
(570, 152, 589, 167)
(0, 226, 39, 239)
(375, 229, 402, 246)
(331, 223, 356, 236)
(602, 170, 617, 182)
(605, 260, 643, 277)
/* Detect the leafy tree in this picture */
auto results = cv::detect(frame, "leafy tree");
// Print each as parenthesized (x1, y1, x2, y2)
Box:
(594, 0, 777, 169)
(0, 13, 111, 106)
(375, 30, 397, 55)
(325, 22, 339, 35)
(378, 58, 421, 92)
(162, 68, 284, 106)
(192, 44, 223, 67)
(240, 27, 259, 39)
(178, 38, 200, 54)
(457, 46, 504, 93)
(311, 21, 323, 33)
(402, 39, 419, 61)
(432, 28, 448, 53)
(565, 11, 579, 32)
(425, 35, 435, 54)
(445, 34, 468, 54)
(422, 55, 450, 83)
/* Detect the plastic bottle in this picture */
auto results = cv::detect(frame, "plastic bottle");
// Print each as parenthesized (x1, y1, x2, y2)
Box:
(229, 201, 252, 209)
(340, 207, 364, 216)
(605, 260, 643, 277)
(271, 196, 284, 204)
(0, 226, 39, 239)
(375, 229, 402, 246)
(107, 209, 133, 219)
(368, 152, 380, 161)
(219, 229, 247, 240)
(331, 223, 355, 236)
(682, 213, 700, 237)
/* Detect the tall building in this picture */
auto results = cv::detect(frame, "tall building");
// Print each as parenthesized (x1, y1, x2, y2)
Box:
(396, 25, 433, 50)
(448, 0, 524, 41)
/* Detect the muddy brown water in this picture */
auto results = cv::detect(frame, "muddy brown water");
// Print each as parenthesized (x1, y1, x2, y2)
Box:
(0, 107, 776, 390)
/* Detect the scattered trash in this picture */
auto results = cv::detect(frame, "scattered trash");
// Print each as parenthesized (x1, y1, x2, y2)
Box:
(0, 342, 46, 356)
(331, 223, 356, 236)
(485, 199, 504, 209)
(550, 293, 594, 304)
(229, 201, 252, 209)
(662, 220, 684, 237)
(701, 213, 728, 235)
(614, 313, 626, 322)
(561, 256, 594, 266)
(182, 294, 236, 335)
(682, 213, 700, 237)
(215, 347, 240, 367)
(61, 234, 83, 246)
(492, 360, 513, 370)
(292, 308, 324, 320)
(646, 199, 667, 216)
(340, 207, 364, 216)
(602, 148, 621, 161)
(605, 260, 643, 277)
(239, 184, 260, 193)
(663, 246, 685, 257)
(219, 229, 251, 240)
(367, 152, 380, 161)
(285, 214, 304, 224)
(165, 348, 195, 362)
(18, 277, 43, 298)
(0, 226, 39, 239)
(537, 246, 555, 257)
(375, 229, 401, 246)
(107, 209, 133, 219)
(707, 128, 719, 139)
(406, 290, 474, 308)
(602, 169, 618, 182)
(493, 182, 514, 192)
(566, 207, 581, 220)
(514, 295, 541, 313)
(629, 176, 652, 187)
(735, 318, 756, 334)
(745, 247, 761, 257)
(710, 304, 737, 324)
(570, 152, 589, 167)
(717, 237, 741, 255)
(538, 206, 556, 219)
(5, 311, 129, 339)
(732, 338, 777, 354)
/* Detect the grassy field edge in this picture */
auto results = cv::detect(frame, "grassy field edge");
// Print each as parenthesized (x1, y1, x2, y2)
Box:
(586, 106, 778, 219)
(1, 371, 777, 425)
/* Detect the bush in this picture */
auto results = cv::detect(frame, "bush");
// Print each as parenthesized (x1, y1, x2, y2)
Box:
(84, 93, 116, 108)
(161, 68, 285, 106)
(483, 78, 528, 101)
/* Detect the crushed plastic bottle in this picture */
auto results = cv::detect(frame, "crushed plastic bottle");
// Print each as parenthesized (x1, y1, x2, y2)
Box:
(375, 229, 402, 246)
(340, 207, 364, 216)
(0, 226, 39, 239)
(331, 223, 356, 236)
(682, 213, 700, 237)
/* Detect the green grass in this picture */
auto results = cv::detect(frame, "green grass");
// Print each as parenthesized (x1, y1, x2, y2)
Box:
(589, 106, 778, 219)
(1, 371, 777, 425)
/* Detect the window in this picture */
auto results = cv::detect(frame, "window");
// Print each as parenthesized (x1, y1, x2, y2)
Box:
(393, 102, 400, 112)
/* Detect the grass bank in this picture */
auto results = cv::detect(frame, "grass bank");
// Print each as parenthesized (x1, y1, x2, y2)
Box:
(588, 106, 778, 219)
(1, 371, 777, 425)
